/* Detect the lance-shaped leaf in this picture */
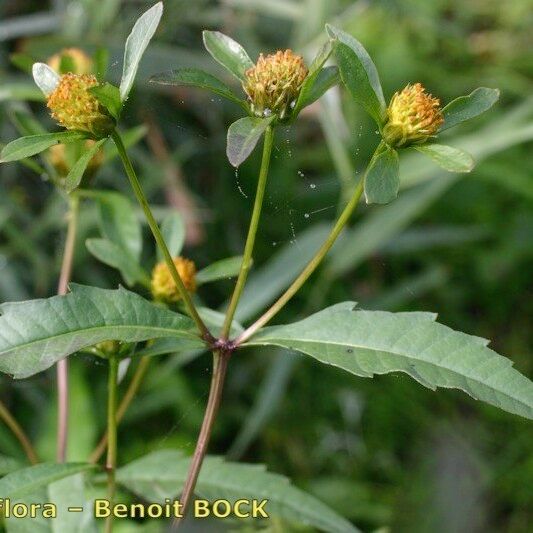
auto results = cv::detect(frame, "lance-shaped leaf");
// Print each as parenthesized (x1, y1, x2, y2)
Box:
(226, 115, 275, 167)
(32, 62, 60, 96)
(247, 303, 533, 420)
(157, 212, 185, 262)
(64, 138, 107, 192)
(117, 449, 359, 533)
(196, 256, 244, 285)
(203, 31, 254, 81)
(441, 87, 500, 131)
(415, 144, 474, 173)
(364, 146, 400, 204)
(293, 66, 340, 117)
(0, 463, 95, 499)
(120, 2, 163, 101)
(0, 132, 88, 163)
(326, 24, 386, 125)
(0, 285, 199, 378)
(150, 68, 246, 108)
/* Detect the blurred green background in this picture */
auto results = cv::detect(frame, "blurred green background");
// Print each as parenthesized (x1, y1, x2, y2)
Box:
(0, 1, 532, 531)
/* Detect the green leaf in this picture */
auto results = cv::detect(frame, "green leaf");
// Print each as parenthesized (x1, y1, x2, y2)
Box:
(326, 24, 386, 125)
(0, 83, 44, 102)
(202, 30, 254, 81)
(0, 132, 88, 163)
(294, 66, 340, 116)
(31, 63, 59, 96)
(64, 138, 107, 193)
(0, 285, 198, 378)
(248, 303, 533, 420)
(86, 238, 149, 287)
(364, 146, 400, 204)
(117, 450, 359, 533)
(226, 115, 275, 167)
(158, 212, 185, 262)
(89, 83, 122, 120)
(120, 2, 164, 101)
(415, 144, 475, 173)
(0, 463, 95, 499)
(196, 256, 244, 285)
(149, 68, 246, 108)
(88, 190, 143, 261)
(441, 87, 500, 131)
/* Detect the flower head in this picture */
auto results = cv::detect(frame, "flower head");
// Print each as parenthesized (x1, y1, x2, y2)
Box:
(243, 50, 308, 119)
(46, 73, 114, 138)
(93, 340, 121, 357)
(151, 257, 197, 303)
(47, 48, 93, 75)
(383, 83, 443, 147)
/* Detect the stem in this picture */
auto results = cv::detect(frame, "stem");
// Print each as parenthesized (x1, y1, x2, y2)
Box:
(221, 126, 274, 338)
(111, 130, 212, 342)
(0, 400, 39, 464)
(235, 143, 386, 345)
(172, 351, 230, 529)
(56, 194, 79, 462)
(89, 356, 151, 464)
(105, 356, 119, 533)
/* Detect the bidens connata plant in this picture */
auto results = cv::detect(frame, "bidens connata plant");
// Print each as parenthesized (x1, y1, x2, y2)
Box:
(0, 3, 531, 532)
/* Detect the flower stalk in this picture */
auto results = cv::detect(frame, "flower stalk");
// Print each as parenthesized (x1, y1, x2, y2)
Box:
(105, 355, 119, 533)
(0, 400, 39, 465)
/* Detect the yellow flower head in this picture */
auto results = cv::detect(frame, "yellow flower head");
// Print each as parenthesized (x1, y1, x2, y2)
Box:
(47, 48, 93, 75)
(243, 49, 308, 119)
(383, 83, 444, 147)
(48, 139, 104, 178)
(46, 73, 114, 138)
(151, 257, 197, 303)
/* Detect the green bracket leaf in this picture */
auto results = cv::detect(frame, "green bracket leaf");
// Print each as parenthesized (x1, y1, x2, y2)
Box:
(326, 24, 386, 125)
(196, 256, 244, 285)
(441, 87, 500, 131)
(226, 115, 275, 167)
(64, 138, 107, 193)
(158, 212, 186, 261)
(150, 68, 247, 109)
(202, 30, 254, 81)
(90, 83, 122, 120)
(364, 146, 400, 204)
(120, 2, 164, 101)
(0, 132, 88, 163)
(293, 66, 340, 117)
(415, 144, 475, 173)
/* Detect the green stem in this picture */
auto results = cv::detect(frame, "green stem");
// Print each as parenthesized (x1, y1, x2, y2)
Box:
(221, 126, 274, 338)
(0, 400, 39, 465)
(111, 130, 212, 342)
(105, 355, 119, 533)
(172, 351, 230, 529)
(56, 193, 80, 463)
(235, 143, 384, 345)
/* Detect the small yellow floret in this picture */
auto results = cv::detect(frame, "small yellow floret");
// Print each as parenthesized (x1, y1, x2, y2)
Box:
(151, 257, 197, 303)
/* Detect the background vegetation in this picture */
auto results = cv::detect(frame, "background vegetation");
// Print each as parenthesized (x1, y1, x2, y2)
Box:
(0, 1, 531, 531)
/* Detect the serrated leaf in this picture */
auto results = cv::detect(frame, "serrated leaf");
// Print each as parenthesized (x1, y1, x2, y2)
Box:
(293, 66, 340, 116)
(196, 256, 244, 285)
(415, 144, 474, 173)
(441, 87, 500, 131)
(64, 138, 107, 193)
(0, 132, 88, 163)
(150, 68, 246, 108)
(120, 2, 163, 101)
(117, 450, 359, 533)
(158, 212, 185, 262)
(0, 463, 95, 499)
(89, 83, 122, 120)
(87, 190, 142, 261)
(202, 31, 254, 81)
(0, 285, 199, 378)
(86, 238, 149, 287)
(31, 63, 60, 96)
(226, 115, 275, 167)
(326, 25, 386, 125)
(248, 303, 533, 420)
(364, 146, 400, 204)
